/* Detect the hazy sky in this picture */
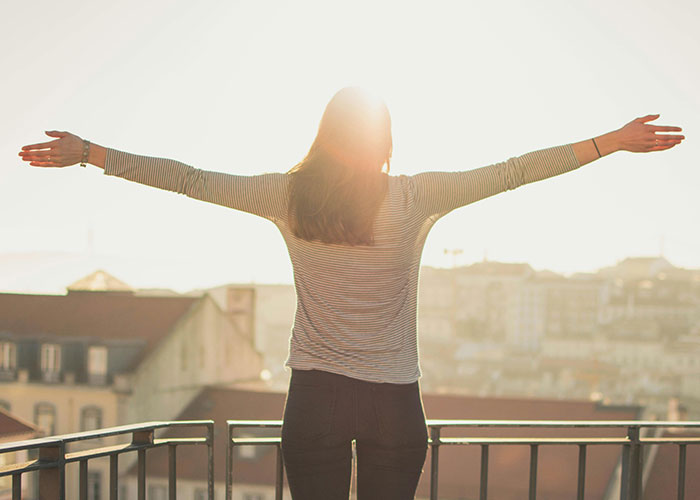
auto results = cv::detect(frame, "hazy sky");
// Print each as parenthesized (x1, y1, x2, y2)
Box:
(1, 0, 698, 293)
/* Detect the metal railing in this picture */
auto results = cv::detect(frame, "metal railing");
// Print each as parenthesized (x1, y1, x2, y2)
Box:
(226, 419, 700, 500)
(0, 420, 214, 500)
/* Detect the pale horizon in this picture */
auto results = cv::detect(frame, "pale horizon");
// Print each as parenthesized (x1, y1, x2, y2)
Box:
(0, 248, 691, 296)
(2, 0, 699, 294)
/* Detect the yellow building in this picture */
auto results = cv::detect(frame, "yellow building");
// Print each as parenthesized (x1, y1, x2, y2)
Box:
(0, 271, 263, 500)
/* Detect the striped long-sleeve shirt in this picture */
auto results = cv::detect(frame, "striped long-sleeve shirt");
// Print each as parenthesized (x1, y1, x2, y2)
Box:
(104, 144, 580, 384)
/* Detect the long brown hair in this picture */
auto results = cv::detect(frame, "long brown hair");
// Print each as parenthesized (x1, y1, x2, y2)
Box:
(288, 87, 393, 245)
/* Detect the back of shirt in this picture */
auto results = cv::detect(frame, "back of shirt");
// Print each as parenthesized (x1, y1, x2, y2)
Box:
(104, 144, 580, 384)
(279, 174, 433, 383)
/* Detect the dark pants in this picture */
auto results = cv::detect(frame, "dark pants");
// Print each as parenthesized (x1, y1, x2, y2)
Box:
(281, 369, 428, 500)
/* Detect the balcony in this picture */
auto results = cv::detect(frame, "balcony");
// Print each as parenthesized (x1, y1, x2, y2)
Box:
(1, 419, 699, 500)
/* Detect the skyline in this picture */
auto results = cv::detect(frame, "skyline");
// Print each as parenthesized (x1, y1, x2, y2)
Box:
(0, 249, 691, 295)
(2, 0, 699, 293)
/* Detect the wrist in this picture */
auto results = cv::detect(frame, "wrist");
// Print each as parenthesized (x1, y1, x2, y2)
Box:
(595, 130, 622, 156)
(87, 143, 107, 170)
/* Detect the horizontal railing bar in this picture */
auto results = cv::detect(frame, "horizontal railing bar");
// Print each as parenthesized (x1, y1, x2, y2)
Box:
(154, 437, 208, 445)
(0, 459, 42, 477)
(228, 420, 283, 428)
(0, 454, 64, 478)
(232, 438, 282, 445)
(227, 419, 700, 430)
(64, 438, 209, 463)
(66, 443, 135, 462)
(0, 438, 63, 455)
(440, 437, 630, 446)
(642, 437, 700, 444)
(426, 420, 700, 428)
(0, 420, 213, 454)
(226, 435, 700, 447)
(432, 437, 700, 445)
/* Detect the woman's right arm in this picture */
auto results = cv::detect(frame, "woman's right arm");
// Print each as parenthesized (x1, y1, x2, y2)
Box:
(410, 115, 684, 220)
(19, 131, 288, 221)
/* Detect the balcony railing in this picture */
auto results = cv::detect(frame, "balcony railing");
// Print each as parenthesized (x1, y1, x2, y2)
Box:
(0, 420, 213, 500)
(227, 419, 700, 500)
(3, 418, 699, 500)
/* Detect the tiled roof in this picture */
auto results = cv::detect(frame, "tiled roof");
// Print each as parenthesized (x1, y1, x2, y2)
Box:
(131, 387, 642, 499)
(0, 291, 198, 365)
(0, 407, 39, 440)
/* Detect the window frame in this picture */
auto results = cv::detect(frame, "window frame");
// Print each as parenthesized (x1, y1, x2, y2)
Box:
(40, 343, 62, 382)
(34, 401, 57, 436)
(0, 341, 16, 372)
(80, 405, 103, 432)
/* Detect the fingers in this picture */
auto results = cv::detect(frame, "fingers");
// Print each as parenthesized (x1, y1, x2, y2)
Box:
(21, 138, 60, 151)
(648, 142, 680, 152)
(28, 161, 62, 168)
(19, 150, 55, 160)
(644, 137, 684, 152)
(657, 134, 685, 141)
(19, 153, 63, 168)
(45, 130, 70, 138)
(636, 114, 660, 123)
(649, 125, 682, 132)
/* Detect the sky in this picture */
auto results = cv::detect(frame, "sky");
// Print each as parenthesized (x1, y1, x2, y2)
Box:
(1, 0, 698, 293)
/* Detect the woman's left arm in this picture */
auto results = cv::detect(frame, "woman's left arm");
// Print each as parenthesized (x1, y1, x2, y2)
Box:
(19, 131, 288, 222)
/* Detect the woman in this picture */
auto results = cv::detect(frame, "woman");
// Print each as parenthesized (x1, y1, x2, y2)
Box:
(19, 87, 684, 499)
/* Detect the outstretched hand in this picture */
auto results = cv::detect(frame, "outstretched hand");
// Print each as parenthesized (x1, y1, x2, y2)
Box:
(616, 115, 684, 153)
(18, 131, 85, 168)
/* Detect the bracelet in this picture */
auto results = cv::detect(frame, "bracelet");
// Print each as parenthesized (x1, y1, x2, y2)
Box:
(80, 140, 91, 167)
(591, 137, 602, 158)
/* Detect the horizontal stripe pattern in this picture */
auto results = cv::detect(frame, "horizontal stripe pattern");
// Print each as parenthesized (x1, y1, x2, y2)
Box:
(105, 144, 580, 384)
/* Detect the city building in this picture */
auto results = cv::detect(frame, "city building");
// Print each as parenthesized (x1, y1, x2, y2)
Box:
(0, 270, 263, 500)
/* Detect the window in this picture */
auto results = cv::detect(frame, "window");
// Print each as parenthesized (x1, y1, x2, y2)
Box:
(87, 346, 108, 385)
(40, 343, 61, 382)
(147, 485, 166, 500)
(0, 341, 16, 371)
(88, 346, 107, 375)
(34, 402, 56, 435)
(81, 406, 103, 432)
(88, 471, 101, 500)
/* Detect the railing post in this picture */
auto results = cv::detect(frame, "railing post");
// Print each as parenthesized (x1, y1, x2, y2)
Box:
(12, 473, 21, 500)
(275, 444, 284, 500)
(132, 429, 154, 500)
(621, 442, 630, 500)
(168, 445, 177, 500)
(38, 442, 65, 500)
(577, 444, 587, 500)
(677, 444, 686, 500)
(529, 444, 538, 500)
(109, 454, 119, 500)
(479, 444, 489, 500)
(628, 426, 642, 500)
(207, 422, 215, 500)
(226, 423, 234, 500)
(79, 459, 88, 500)
(429, 426, 441, 500)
